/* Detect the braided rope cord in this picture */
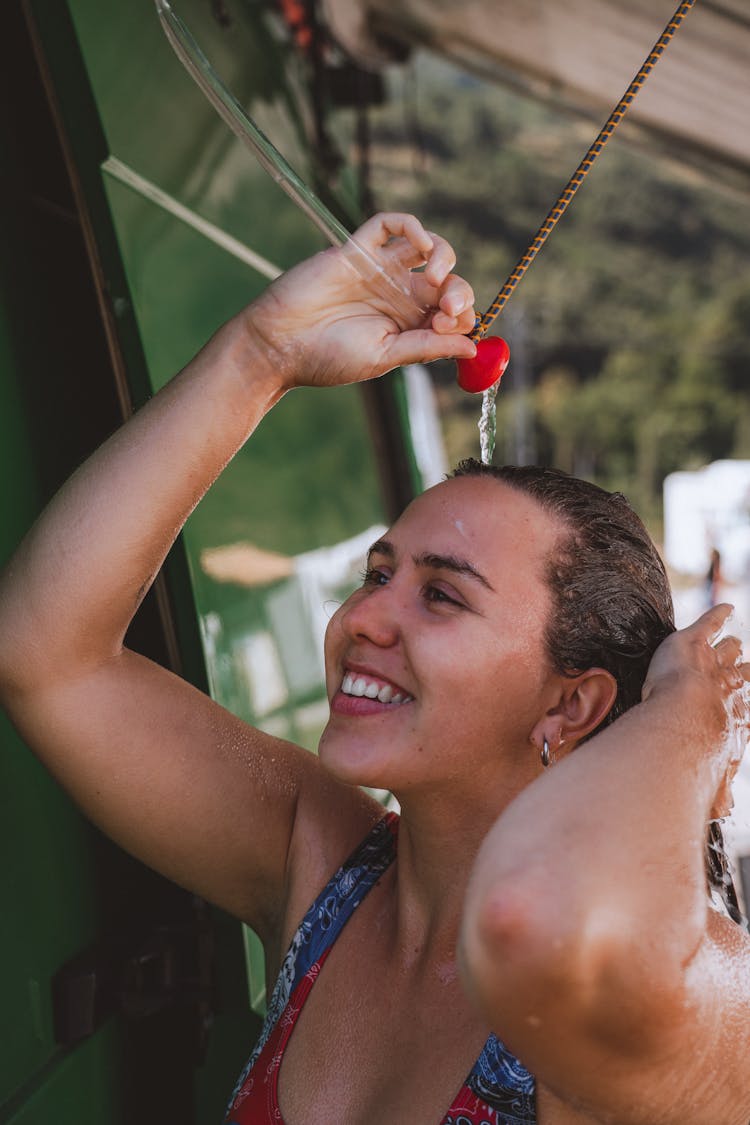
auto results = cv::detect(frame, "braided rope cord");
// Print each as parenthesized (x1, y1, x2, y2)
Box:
(472, 0, 698, 342)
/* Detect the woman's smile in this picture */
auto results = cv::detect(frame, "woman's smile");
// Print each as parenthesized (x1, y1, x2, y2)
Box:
(330, 662, 415, 716)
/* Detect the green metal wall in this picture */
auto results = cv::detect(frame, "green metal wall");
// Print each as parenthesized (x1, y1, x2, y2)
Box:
(1, 0, 415, 1119)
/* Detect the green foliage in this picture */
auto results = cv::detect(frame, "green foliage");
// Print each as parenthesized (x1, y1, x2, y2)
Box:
(364, 54, 750, 521)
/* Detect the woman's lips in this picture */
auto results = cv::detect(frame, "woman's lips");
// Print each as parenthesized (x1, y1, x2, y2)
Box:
(331, 690, 414, 717)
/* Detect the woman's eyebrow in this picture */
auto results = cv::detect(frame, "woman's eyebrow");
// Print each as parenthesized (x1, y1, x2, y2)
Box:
(366, 538, 395, 563)
(367, 539, 494, 592)
(415, 552, 495, 592)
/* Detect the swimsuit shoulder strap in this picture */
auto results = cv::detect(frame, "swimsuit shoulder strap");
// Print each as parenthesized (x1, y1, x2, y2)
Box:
(289, 810, 399, 981)
(460, 1032, 536, 1123)
(261, 811, 399, 1030)
(226, 812, 400, 1114)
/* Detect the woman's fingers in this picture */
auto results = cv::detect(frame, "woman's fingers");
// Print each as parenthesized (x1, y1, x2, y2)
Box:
(681, 603, 739, 660)
(701, 602, 736, 643)
(356, 212, 434, 258)
(714, 635, 744, 663)
(437, 272, 476, 319)
(643, 604, 745, 691)
(703, 610, 748, 689)
(709, 623, 748, 724)
(423, 232, 457, 288)
(355, 214, 459, 291)
(385, 326, 478, 368)
(355, 216, 455, 282)
(410, 270, 476, 331)
(354, 214, 471, 311)
(431, 306, 477, 336)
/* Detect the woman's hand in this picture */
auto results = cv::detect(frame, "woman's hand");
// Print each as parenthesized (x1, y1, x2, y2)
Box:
(642, 603, 750, 803)
(242, 212, 477, 390)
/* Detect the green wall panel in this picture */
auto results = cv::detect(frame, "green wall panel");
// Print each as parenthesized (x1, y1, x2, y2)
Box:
(3, 0, 408, 1117)
(4, 1027, 124, 1125)
(67, 0, 348, 270)
(76, 0, 390, 740)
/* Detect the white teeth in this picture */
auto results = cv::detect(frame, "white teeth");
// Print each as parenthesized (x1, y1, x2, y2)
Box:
(340, 672, 411, 704)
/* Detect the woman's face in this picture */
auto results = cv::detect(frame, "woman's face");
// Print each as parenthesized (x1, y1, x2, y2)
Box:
(319, 476, 567, 796)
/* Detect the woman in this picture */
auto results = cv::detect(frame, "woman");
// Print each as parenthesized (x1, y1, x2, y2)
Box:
(0, 213, 748, 1125)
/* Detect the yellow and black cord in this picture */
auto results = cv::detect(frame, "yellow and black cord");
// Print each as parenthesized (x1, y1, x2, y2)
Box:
(471, 0, 698, 343)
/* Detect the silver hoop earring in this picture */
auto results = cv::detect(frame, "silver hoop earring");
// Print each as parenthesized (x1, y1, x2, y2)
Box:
(541, 737, 551, 768)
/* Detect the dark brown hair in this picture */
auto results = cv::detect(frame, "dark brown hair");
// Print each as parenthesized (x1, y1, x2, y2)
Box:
(451, 459, 742, 924)
(452, 460, 674, 724)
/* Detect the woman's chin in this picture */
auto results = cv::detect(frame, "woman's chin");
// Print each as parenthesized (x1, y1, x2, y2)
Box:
(318, 724, 395, 790)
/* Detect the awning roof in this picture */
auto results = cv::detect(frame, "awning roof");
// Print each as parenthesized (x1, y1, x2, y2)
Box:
(323, 0, 750, 193)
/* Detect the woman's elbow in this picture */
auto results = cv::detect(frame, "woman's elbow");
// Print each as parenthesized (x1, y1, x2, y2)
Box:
(461, 876, 690, 1062)
(459, 879, 558, 1020)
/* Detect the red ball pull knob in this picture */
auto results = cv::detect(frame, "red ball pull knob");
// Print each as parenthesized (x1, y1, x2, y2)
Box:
(456, 336, 510, 394)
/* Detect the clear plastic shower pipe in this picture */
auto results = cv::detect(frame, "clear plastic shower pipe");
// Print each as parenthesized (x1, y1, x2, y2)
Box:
(154, 0, 424, 320)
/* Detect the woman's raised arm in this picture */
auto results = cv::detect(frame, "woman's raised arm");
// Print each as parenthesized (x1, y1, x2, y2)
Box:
(0, 214, 475, 936)
(460, 603, 750, 1124)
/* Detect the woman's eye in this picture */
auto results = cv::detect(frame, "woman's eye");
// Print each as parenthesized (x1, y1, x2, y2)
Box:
(424, 585, 462, 607)
(361, 567, 389, 587)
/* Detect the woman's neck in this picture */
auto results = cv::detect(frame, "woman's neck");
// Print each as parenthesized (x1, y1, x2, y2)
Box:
(386, 776, 523, 967)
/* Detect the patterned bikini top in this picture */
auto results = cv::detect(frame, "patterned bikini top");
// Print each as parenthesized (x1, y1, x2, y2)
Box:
(225, 813, 536, 1124)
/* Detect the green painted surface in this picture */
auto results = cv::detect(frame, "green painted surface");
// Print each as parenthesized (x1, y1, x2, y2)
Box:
(0, 51, 109, 1107)
(4, 1027, 124, 1125)
(2, 0, 405, 1117)
(0, 718, 99, 1102)
(70, 0, 390, 746)
(68, 0, 356, 270)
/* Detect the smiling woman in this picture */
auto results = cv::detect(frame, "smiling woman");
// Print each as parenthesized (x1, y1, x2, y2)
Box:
(319, 473, 566, 800)
(0, 214, 749, 1125)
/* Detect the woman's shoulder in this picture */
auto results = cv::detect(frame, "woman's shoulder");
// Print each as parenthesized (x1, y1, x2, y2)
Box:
(272, 788, 395, 968)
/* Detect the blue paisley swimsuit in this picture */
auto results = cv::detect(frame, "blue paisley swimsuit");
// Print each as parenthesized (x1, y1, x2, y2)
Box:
(225, 813, 536, 1124)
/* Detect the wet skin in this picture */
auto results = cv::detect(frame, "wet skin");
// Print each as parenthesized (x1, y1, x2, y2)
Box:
(277, 476, 580, 1125)
(318, 475, 568, 799)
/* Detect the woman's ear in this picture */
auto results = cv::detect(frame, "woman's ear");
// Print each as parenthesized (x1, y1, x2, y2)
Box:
(535, 669, 618, 755)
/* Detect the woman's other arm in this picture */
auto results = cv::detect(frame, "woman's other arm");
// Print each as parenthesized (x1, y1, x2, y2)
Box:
(0, 214, 475, 938)
(460, 604, 750, 1124)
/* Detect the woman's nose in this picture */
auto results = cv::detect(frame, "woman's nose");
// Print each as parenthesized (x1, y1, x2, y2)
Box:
(337, 587, 401, 648)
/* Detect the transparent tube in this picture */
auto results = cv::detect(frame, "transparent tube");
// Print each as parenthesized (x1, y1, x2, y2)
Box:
(155, 0, 424, 319)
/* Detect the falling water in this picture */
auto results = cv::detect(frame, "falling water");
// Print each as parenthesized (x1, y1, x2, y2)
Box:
(478, 384, 499, 465)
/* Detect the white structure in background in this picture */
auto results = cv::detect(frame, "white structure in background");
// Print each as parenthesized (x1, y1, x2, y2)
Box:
(403, 364, 450, 487)
(663, 460, 750, 905)
(292, 524, 388, 684)
(664, 460, 750, 584)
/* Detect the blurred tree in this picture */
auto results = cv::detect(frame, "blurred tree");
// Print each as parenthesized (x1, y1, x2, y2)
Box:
(355, 52, 750, 523)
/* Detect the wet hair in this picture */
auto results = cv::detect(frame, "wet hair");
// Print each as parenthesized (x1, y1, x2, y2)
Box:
(452, 460, 674, 723)
(451, 459, 743, 924)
